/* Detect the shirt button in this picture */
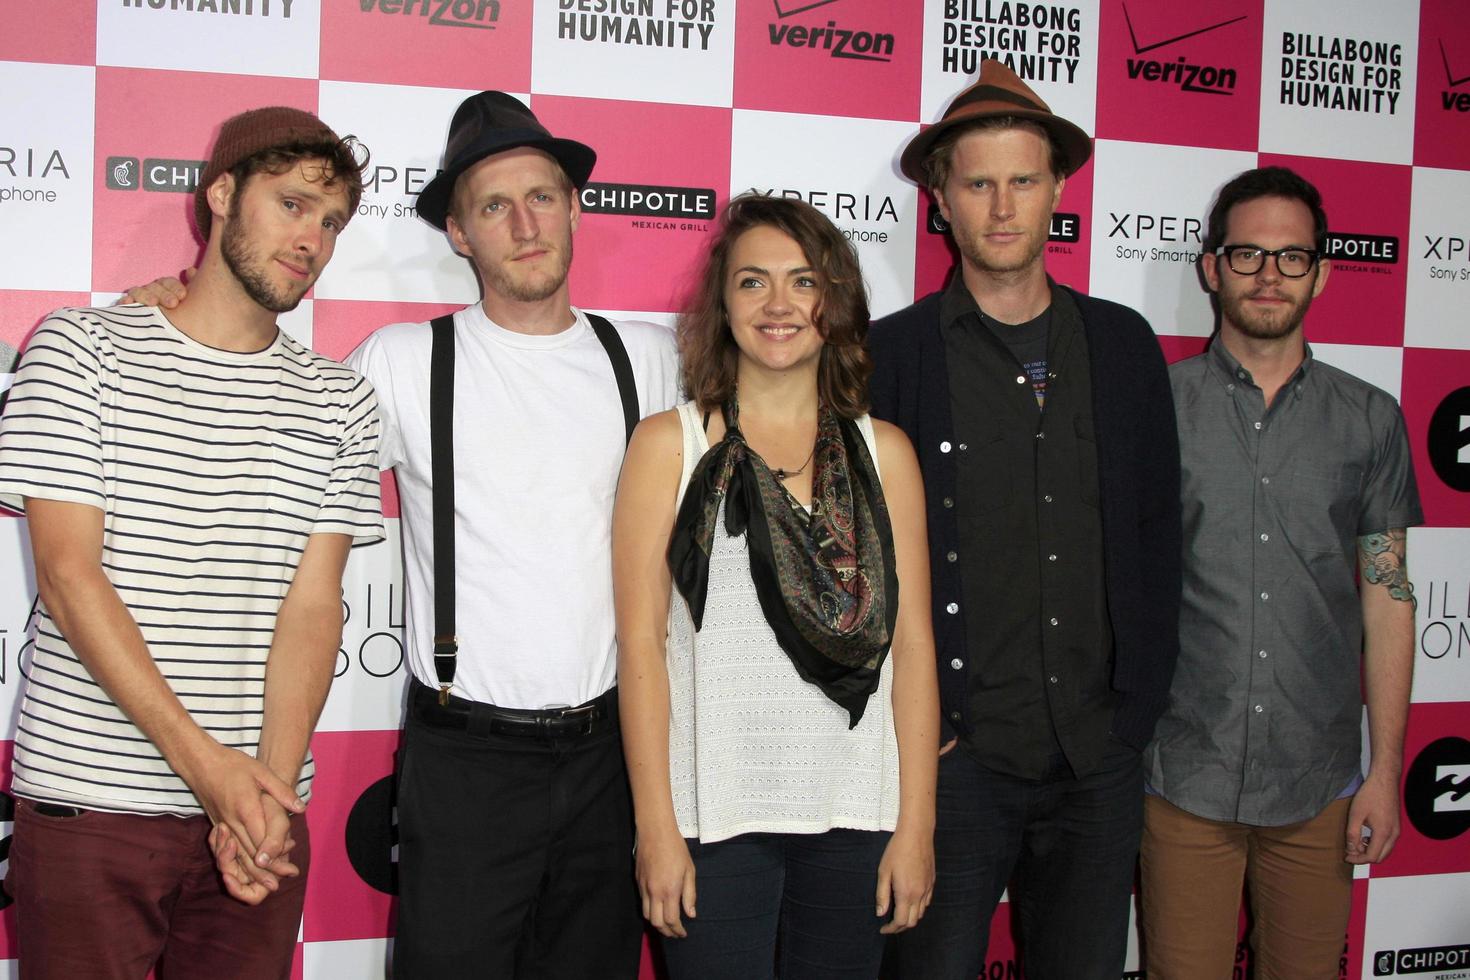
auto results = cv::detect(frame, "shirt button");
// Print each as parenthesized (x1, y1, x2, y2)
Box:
(1260, 591, 1270, 601)
(1254, 421, 1262, 430)
(1258, 650, 1268, 659)
(1259, 533, 1269, 543)
(958, 443, 967, 451)
(946, 551, 958, 563)
(1043, 494, 1054, 503)
(1254, 704, 1264, 713)
(940, 440, 952, 453)
(942, 497, 954, 509)
(1049, 675, 1059, 684)
(1226, 383, 1235, 392)
(950, 658, 964, 670)
(1016, 375, 1026, 384)
(1036, 431, 1046, 440)
(1049, 617, 1059, 626)
(1261, 476, 1270, 485)
(946, 602, 959, 614)
(1047, 553, 1057, 562)
(949, 711, 961, 722)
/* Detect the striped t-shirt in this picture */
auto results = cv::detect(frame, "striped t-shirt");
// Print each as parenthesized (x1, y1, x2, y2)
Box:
(0, 305, 384, 815)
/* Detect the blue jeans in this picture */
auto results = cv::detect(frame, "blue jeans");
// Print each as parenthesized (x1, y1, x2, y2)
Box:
(660, 828, 892, 980)
(886, 738, 1144, 980)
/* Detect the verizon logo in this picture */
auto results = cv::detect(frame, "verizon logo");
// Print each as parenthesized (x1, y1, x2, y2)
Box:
(359, 0, 498, 30)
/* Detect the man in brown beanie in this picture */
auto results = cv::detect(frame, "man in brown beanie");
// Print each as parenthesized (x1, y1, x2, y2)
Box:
(0, 106, 382, 976)
(125, 92, 678, 979)
(868, 60, 1181, 979)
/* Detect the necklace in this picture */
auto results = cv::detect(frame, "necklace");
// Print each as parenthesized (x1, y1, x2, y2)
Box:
(772, 443, 816, 481)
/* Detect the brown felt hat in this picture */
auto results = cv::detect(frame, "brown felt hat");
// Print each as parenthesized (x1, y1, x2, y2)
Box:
(194, 106, 346, 241)
(899, 59, 1093, 186)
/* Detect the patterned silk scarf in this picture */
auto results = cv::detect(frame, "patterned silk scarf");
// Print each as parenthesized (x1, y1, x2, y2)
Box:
(667, 397, 899, 728)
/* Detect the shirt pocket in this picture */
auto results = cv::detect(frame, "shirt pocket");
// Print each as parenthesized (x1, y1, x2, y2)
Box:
(957, 429, 1011, 515)
(1285, 457, 1362, 554)
(268, 429, 336, 533)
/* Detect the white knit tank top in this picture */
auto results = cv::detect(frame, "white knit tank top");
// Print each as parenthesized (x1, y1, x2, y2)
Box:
(667, 402, 901, 843)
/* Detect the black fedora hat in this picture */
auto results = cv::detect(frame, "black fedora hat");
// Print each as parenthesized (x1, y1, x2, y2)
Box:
(416, 92, 596, 231)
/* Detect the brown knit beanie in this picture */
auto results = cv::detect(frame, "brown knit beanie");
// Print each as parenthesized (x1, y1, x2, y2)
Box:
(194, 106, 345, 241)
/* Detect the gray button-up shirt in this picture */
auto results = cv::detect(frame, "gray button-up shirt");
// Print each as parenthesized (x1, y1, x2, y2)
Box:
(1144, 339, 1422, 825)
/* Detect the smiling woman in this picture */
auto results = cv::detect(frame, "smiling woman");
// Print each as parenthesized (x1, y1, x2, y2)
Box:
(611, 194, 940, 980)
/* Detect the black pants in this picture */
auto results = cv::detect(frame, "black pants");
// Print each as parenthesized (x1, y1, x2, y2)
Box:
(392, 683, 641, 979)
(886, 738, 1144, 980)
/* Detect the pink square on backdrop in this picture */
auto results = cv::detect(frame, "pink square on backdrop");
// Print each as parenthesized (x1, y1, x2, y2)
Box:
(320, 0, 531, 92)
(0, 0, 95, 66)
(1399, 347, 1470, 529)
(1371, 701, 1470, 878)
(1257, 154, 1411, 348)
(378, 470, 400, 520)
(1414, 0, 1470, 170)
(0, 291, 93, 353)
(1095, 0, 1264, 151)
(301, 729, 402, 943)
(638, 934, 657, 979)
(912, 184, 960, 302)
(90, 68, 318, 294)
(1156, 333, 1211, 364)
(532, 96, 732, 315)
(913, 152, 1093, 303)
(733, 0, 922, 122)
(984, 898, 1018, 973)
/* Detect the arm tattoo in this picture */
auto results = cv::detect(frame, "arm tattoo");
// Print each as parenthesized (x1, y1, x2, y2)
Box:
(1360, 530, 1417, 609)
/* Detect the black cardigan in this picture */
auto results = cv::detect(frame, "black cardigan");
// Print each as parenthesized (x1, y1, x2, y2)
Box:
(869, 286, 1183, 750)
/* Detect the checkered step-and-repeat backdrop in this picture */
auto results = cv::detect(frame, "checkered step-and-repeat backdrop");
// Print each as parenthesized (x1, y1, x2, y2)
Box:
(2, 1, 1468, 977)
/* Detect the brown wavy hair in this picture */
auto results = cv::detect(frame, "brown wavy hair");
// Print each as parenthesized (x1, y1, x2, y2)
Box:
(228, 135, 369, 226)
(679, 194, 872, 419)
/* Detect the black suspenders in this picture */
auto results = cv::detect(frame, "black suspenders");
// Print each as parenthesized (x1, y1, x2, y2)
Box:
(429, 312, 640, 704)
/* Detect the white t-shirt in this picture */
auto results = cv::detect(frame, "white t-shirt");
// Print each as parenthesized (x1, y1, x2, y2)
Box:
(346, 304, 679, 709)
(0, 306, 384, 814)
(666, 402, 900, 843)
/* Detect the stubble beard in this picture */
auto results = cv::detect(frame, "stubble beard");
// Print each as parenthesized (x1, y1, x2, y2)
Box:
(221, 207, 308, 314)
(484, 238, 573, 304)
(1219, 286, 1314, 341)
(953, 223, 1049, 279)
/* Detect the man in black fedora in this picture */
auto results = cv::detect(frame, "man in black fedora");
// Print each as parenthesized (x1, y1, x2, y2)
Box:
(125, 91, 680, 978)
(353, 92, 680, 977)
(868, 60, 1182, 978)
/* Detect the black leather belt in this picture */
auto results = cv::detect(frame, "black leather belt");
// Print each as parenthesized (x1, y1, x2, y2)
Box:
(409, 678, 618, 739)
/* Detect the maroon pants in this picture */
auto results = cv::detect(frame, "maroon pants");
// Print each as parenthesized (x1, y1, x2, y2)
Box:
(6, 797, 310, 980)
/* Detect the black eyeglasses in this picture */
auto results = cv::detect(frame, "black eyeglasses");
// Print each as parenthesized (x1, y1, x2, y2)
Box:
(1216, 245, 1320, 279)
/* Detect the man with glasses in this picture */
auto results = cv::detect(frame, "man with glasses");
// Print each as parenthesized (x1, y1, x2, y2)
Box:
(1140, 166, 1422, 979)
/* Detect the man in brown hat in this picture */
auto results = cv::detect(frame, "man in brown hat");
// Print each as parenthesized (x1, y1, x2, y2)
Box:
(346, 92, 678, 977)
(868, 60, 1181, 978)
(0, 107, 382, 975)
